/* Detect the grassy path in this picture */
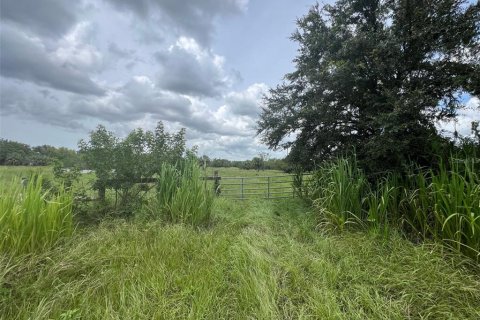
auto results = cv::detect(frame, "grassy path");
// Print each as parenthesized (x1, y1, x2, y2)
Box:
(1, 199, 480, 319)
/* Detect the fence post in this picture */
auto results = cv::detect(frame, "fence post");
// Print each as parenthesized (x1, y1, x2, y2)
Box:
(267, 176, 270, 199)
(213, 170, 220, 196)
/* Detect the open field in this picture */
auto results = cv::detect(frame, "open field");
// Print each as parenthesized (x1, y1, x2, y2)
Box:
(1, 198, 479, 319)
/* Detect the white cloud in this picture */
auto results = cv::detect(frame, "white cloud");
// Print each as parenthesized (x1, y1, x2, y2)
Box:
(155, 37, 234, 97)
(54, 22, 104, 72)
(224, 82, 268, 116)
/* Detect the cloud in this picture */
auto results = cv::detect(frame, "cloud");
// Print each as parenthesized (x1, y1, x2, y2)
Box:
(224, 83, 267, 116)
(72, 76, 193, 122)
(0, 25, 104, 95)
(155, 37, 234, 97)
(0, 80, 86, 130)
(54, 22, 104, 73)
(0, 0, 82, 37)
(71, 76, 257, 137)
(108, 42, 135, 59)
(104, 0, 248, 45)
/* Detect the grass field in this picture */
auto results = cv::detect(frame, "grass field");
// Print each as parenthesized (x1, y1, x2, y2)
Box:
(0, 166, 52, 181)
(1, 165, 479, 319)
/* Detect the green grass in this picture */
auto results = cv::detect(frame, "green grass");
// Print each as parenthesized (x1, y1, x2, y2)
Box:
(1, 199, 479, 319)
(153, 159, 213, 226)
(0, 166, 52, 182)
(0, 175, 73, 255)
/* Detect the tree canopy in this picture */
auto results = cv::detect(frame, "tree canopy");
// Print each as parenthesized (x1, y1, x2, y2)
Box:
(258, 0, 480, 174)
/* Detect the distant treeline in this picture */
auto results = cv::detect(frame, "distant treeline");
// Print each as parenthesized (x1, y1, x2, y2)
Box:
(0, 139, 82, 167)
(198, 155, 288, 172)
(0, 138, 289, 171)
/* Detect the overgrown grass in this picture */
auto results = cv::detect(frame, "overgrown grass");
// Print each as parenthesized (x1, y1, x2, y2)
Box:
(306, 157, 480, 261)
(1, 199, 478, 319)
(308, 158, 366, 229)
(404, 159, 480, 260)
(0, 175, 73, 255)
(153, 159, 213, 226)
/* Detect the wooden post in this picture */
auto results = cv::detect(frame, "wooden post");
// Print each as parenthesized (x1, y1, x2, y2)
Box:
(213, 170, 220, 196)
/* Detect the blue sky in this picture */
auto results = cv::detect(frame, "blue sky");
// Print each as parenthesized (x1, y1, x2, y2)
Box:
(0, 0, 478, 159)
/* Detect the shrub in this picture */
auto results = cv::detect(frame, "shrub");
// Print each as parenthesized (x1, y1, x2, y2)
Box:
(0, 175, 73, 255)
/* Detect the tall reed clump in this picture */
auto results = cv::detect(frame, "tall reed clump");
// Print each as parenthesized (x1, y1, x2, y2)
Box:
(0, 175, 73, 255)
(309, 158, 367, 229)
(307, 156, 480, 261)
(405, 158, 480, 261)
(155, 159, 213, 226)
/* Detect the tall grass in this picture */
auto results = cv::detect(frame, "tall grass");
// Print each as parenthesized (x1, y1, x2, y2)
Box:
(405, 159, 480, 260)
(309, 158, 366, 229)
(154, 159, 213, 226)
(307, 157, 480, 261)
(0, 175, 73, 255)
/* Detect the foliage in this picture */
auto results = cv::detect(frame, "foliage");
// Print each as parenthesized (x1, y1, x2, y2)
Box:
(0, 175, 73, 255)
(153, 158, 213, 226)
(404, 158, 480, 260)
(258, 0, 480, 175)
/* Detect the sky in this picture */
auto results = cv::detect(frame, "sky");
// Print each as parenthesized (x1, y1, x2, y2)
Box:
(0, 0, 478, 160)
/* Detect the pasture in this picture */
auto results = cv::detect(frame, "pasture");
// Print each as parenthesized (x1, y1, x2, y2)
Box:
(0, 164, 479, 319)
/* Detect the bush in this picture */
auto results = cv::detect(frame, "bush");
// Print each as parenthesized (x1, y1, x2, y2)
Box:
(0, 175, 73, 255)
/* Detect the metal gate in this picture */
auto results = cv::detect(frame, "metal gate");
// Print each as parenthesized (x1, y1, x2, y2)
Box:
(217, 174, 307, 200)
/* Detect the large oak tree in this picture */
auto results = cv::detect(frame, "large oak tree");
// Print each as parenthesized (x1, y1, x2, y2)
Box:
(258, 0, 479, 174)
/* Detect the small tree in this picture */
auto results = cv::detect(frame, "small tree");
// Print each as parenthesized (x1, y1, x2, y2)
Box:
(78, 121, 187, 214)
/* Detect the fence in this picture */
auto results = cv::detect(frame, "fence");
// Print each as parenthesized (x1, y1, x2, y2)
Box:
(210, 173, 312, 200)
(95, 173, 311, 201)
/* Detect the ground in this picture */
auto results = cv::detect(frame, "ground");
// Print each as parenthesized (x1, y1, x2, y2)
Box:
(1, 197, 479, 319)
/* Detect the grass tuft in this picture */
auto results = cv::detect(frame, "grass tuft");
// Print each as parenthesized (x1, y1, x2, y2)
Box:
(0, 175, 73, 255)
